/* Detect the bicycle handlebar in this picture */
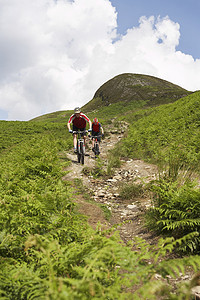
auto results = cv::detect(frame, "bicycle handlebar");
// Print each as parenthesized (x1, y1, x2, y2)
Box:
(89, 135, 102, 138)
(71, 130, 88, 134)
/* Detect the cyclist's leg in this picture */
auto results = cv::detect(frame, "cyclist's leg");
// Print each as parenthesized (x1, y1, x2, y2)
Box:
(92, 137, 95, 149)
(72, 125, 78, 152)
(97, 133, 101, 153)
(73, 134, 77, 148)
(92, 131, 97, 151)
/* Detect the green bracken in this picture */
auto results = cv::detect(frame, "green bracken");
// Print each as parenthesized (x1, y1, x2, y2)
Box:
(1, 74, 200, 298)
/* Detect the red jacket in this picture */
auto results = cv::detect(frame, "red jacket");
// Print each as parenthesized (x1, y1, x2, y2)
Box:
(68, 112, 90, 129)
(92, 122, 101, 133)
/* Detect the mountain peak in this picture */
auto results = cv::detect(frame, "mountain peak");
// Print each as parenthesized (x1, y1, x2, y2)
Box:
(83, 73, 191, 111)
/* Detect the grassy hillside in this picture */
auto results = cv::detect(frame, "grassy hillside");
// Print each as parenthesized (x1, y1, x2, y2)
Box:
(30, 110, 73, 123)
(83, 73, 191, 112)
(120, 90, 200, 168)
(1, 75, 200, 298)
(0, 120, 71, 153)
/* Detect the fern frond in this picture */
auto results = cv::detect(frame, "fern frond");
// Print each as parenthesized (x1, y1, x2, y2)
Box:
(157, 255, 200, 279)
(134, 279, 171, 300)
(157, 218, 200, 230)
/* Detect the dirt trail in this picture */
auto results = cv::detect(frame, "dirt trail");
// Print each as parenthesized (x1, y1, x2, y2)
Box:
(63, 122, 159, 243)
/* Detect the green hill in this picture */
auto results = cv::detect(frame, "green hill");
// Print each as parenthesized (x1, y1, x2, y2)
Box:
(83, 73, 191, 112)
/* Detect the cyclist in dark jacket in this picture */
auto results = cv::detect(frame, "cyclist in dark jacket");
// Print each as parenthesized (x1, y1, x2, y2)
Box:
(91, 118, 104, 152)
(68, 107, 92, 153)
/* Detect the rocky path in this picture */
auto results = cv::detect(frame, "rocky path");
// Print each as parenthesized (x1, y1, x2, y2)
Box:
(63, 122, 159, 244)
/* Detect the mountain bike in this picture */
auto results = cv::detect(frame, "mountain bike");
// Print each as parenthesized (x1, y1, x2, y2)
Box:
(72, 130, 88, 164)
(90, 134, 102, 158)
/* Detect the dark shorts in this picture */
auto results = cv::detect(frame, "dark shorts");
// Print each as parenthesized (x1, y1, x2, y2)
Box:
(73, 125, 86, 136)
(92, 131, 101, 142)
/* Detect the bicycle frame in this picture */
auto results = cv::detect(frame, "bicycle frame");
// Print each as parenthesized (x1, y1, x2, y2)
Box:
(73, 130, 87, 164)
(91, 135, 102, 157)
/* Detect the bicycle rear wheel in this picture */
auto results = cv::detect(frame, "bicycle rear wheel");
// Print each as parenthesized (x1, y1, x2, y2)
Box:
(95, 143, 100, 157)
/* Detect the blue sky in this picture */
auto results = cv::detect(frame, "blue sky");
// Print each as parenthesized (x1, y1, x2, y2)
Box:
(0, 0, 200, 121)
(111, 0, 200, 59)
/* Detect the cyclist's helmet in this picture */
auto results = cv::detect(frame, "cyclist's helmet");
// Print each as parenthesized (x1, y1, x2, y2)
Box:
(74, 107, 81, 113)
(93, 118, 98, 123)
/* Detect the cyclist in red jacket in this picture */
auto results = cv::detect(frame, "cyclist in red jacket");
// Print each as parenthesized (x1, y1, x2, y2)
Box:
(91, 118, 104, 152)
(68, 107, 92, 153)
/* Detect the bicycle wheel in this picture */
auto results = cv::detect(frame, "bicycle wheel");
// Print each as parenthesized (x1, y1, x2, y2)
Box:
(95, 143, 100, 156)
(77, 140, 81, 163)
(80, 141, 85, 164)
(81, 154, 84, 164)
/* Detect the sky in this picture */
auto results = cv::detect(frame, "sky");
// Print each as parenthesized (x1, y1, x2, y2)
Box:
(0, 0, 200, 121)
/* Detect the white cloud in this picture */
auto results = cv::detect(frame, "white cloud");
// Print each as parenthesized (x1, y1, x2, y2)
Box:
(0, 0, 200, 120)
